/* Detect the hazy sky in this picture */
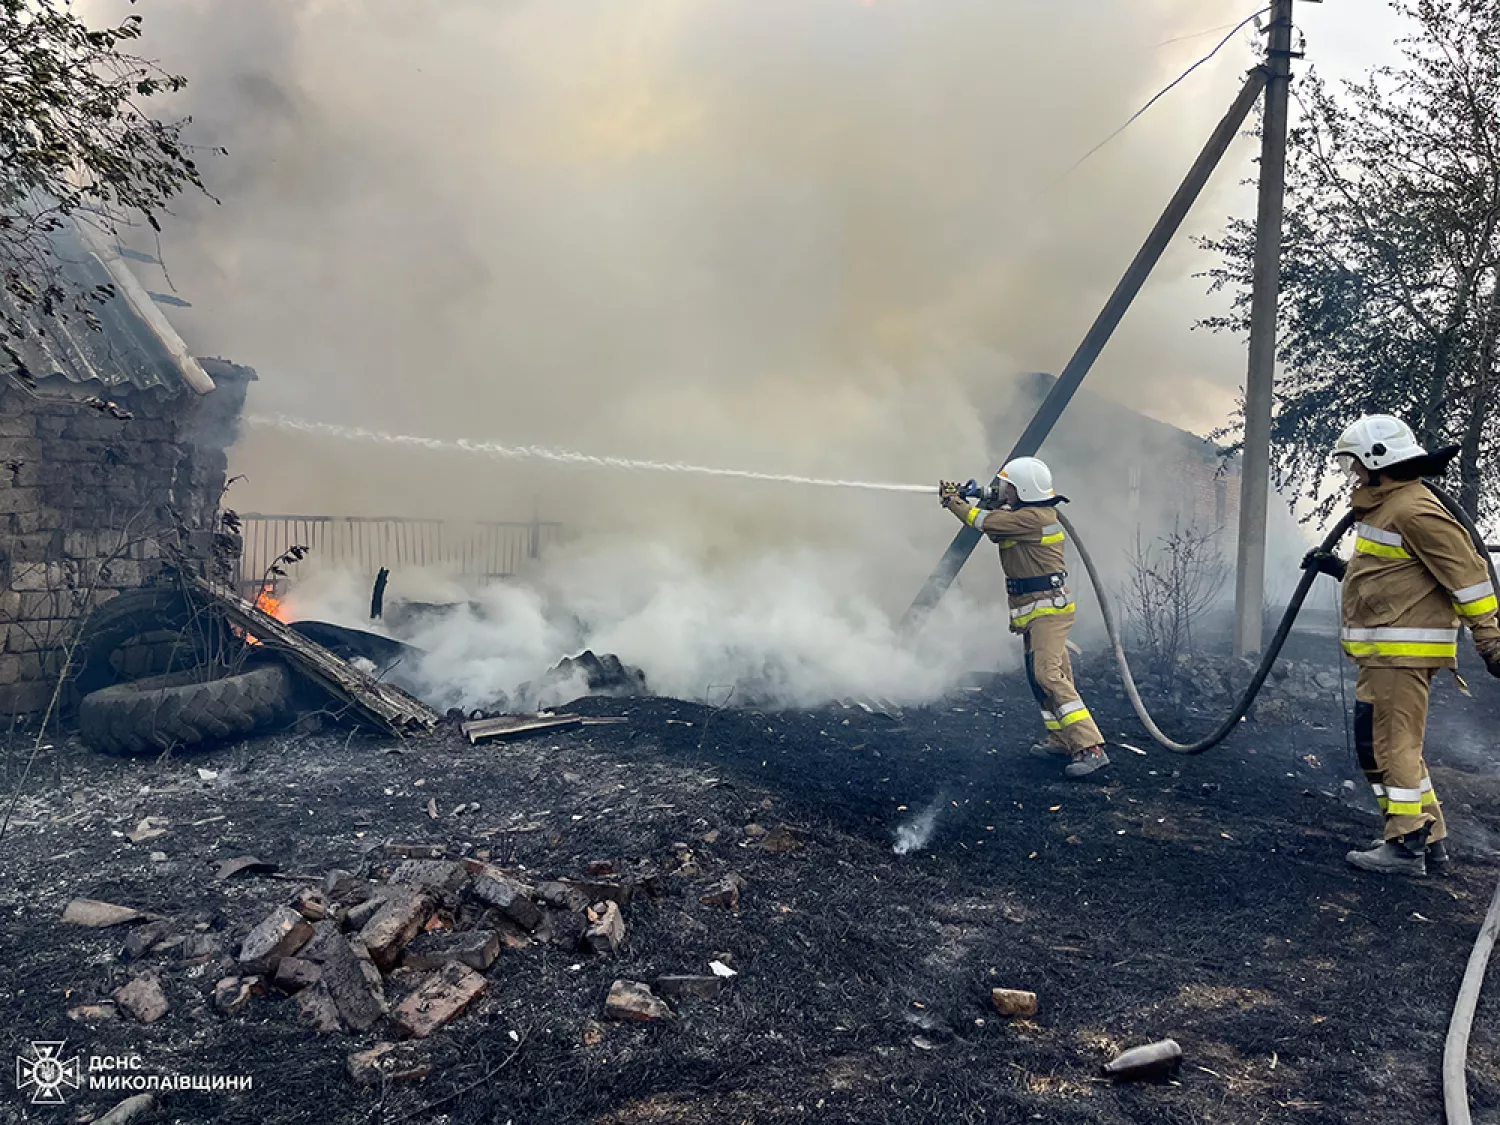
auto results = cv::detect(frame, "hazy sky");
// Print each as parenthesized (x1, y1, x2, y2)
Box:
(94, 0, 1420, 516)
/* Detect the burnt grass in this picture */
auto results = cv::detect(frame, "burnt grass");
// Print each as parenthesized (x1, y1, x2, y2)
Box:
(4, 646, 1500, 1124)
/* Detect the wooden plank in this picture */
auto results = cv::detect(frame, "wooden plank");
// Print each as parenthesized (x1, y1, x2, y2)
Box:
(184, 574, 440, 735)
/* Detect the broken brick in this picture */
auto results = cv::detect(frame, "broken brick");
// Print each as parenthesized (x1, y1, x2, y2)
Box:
(391, 859, 470, 898)
(272, 957, 322, 992)
(323, 869, 366, 901)
(990, 988, 1038, 1018)
(700, 873, 748, 909)
(759, 826, 803, 853)
(343, 897, 385, 932)
(582, 902, 626, 955)
(291, 887, 329, 922)
(564, 879, 632, 908)
(238, 906, 314, 973)
(347, 1042, 432, 1086)
(653, 975, 725, 1003)
(121, 922, 171, 962)
(537, 881, 590, 912)
(113, 973, 169, 1024)
(402, 929, 501, 973)
(471, 874, 542, 932)
(358, 890, 435, 970)
(180, 933, 224, 961)
(305, 929, 386, 1032)
(67, 1003, 119, 1024)
(213, 976, 257, 1016)
(392, 962, 488, 1039)
(604, 980, 672, 1023)
(296, 981, 342, 1033)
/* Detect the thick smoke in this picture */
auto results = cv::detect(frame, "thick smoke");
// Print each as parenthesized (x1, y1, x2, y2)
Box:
(86, 0, 1284, 707)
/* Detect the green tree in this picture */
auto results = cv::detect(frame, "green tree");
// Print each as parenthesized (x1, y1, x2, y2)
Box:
(1, 0, 209, 332)
(1199, 0, 1500, 522)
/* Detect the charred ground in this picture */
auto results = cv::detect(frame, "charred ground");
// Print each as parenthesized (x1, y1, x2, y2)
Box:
(3, 641, 1500, 1125)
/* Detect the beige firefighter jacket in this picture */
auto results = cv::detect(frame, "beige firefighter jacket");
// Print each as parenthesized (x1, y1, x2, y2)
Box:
(945, 498, 1074, 633)
(1341, 478, 1500, 668)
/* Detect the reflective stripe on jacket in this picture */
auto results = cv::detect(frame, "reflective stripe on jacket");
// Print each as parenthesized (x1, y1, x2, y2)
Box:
(1341, 479, 1499, 668)
(954, 501, 1072, 634)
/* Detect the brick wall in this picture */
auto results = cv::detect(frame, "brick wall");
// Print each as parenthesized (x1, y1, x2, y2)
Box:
(0, 367, 249, 715)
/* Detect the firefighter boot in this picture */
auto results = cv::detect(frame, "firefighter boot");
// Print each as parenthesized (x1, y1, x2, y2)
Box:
(1346, 828, 1429, 876)
(1064, 745, 1110, 780)
(1365, 835, 1451, 874)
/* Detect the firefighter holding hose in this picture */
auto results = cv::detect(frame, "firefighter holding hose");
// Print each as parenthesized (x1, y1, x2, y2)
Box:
(940, 458, 1110, 780)
(1303, 415, 1500, 876)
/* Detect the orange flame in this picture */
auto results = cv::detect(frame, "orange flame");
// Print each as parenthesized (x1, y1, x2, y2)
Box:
(255, 587, 286, 621)
(246, 586, 288, 646)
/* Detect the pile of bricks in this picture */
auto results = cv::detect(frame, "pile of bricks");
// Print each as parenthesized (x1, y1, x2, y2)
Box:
(211, 852, 733, 1046)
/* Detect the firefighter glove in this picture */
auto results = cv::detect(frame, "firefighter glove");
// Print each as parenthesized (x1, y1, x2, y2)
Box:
(1301, 549, 1347, 582)
(938, 480, 962, 507)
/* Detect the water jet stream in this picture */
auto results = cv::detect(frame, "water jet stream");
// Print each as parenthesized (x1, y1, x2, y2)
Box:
(246, 414, 937, 496)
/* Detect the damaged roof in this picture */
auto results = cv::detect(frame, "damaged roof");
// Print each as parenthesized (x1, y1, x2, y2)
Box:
(0, 223, 215, 396)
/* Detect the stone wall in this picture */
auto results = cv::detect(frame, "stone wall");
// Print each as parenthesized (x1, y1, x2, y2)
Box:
(0, 363, 251, 715)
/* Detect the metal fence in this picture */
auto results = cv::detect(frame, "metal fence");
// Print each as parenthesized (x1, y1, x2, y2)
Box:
(234, 514, 563, 595)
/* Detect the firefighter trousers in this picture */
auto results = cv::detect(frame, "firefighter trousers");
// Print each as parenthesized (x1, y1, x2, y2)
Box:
(1354, 665, 1446, 843)
(1023, 613, 1105, 753)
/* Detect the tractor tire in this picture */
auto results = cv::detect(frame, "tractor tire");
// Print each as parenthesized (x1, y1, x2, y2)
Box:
(78, 664, 296, 757)
(71, 586, 235, 700)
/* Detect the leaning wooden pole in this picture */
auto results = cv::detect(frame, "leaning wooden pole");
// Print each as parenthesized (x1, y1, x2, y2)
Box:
(900, 66, 1272, 633)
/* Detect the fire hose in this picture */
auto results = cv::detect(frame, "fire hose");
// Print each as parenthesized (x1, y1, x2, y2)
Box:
(1056, 484, 1500, 1124)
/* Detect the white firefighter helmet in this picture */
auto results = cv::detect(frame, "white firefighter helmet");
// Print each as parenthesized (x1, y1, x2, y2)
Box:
(998, 456, 1055, 503)
(1332, 414, 1426, 472)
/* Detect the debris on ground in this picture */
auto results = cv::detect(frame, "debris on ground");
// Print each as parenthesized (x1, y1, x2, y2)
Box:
(62, 899, 157, 928)
(990, 988, 1038, 1018)
(604, 979, 673, 1022)
(113, 972, 170, 1023)
(1104, 1038, 1184, 1081)
(92, 1094, 158, 1125)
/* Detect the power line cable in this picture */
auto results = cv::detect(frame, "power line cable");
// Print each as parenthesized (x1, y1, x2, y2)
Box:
(1047, 6, 1271, 190)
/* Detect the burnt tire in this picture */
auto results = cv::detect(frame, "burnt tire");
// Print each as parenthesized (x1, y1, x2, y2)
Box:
(72, 586, 235, 699)
(78, 664, 295, 757)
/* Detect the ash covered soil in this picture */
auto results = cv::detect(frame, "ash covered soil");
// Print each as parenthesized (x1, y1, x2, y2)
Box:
(4, 646, 1500, 1125)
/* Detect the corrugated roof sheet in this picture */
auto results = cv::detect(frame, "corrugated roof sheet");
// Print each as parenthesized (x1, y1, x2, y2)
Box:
(0, 225, 203, 395)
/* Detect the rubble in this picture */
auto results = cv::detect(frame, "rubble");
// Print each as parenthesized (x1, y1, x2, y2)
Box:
(113, 972, 170, 1023)
(472, 871, 543, 931)
(759, 825, 803, 853)
(238, 905, 314, 972)
(582, 901, 626, 954)
(272, 956, 322, 991)
(296, 981, 342, 1032)
(213, 977, 258, 1016)
(347, 1042, 433, 1086)
(121, 921, 171, 961)
(358, 890, 435, 970)
(310, 930, 387, 1032)
(564, 878, 632, 908)
(990, 988, 1039, 1018)
(392, 962, 488, 1039)
(67, 1003, 119, 1023)
(93, 1094, 158, 1125)
(604, 980, 673, 1023)
(700, 873, 748, 909)
(216, 855, 279, 881)
(403, 929, 501, 973)
(392, 859, 470, 898)
(62, 898, 155, 928)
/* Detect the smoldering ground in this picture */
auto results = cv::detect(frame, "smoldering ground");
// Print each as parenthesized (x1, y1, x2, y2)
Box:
(83, 0, 1304, 704)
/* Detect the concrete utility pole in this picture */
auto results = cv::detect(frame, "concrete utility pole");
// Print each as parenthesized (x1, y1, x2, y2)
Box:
(900, 68, 1271, 633)
(1231, 0, 1296, 657)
